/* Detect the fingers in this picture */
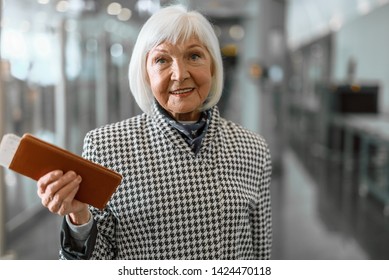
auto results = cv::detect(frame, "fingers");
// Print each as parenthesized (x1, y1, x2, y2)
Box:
(45, 171, 79, 201)
(37, 170, 83, 215)
(37, 170, 63, 198)
(50, 175, 82, 215)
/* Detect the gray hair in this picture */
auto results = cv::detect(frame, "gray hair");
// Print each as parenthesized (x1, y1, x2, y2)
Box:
(128, 5, 224, 114)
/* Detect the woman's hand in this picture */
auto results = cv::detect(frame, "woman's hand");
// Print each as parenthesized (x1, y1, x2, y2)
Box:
(37, 170, 90, 225)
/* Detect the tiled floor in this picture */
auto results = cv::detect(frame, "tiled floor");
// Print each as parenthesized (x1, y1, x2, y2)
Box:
(3, 147, 389, 260)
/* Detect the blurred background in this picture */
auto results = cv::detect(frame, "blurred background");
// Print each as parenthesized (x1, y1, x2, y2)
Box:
(0, 0, 389, 260)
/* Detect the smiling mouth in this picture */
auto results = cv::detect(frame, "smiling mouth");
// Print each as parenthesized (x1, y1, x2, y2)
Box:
(170, 88, 194, 95)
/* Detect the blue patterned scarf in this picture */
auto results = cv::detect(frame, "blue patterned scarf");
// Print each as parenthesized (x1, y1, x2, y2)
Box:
(156, 103, 211, 155)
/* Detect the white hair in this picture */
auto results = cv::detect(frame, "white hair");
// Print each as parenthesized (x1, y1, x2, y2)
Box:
(128, 5, 224, 114)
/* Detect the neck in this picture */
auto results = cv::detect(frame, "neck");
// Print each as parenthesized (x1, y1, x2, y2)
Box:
(170, 111, 201, 122)
(155, 102, 201, 122)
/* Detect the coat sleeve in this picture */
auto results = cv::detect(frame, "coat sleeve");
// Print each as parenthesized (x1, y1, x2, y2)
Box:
(59, 131, 118, 260)
(251, 143, 272, 259)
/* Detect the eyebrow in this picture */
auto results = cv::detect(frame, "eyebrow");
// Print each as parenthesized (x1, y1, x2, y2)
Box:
(186, 44, 205, 49)
(150, 47, 168, 53)
(152, 43, 205, 53)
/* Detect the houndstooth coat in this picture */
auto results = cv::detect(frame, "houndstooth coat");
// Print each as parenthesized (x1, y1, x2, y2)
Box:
(60, 104, 272, 260)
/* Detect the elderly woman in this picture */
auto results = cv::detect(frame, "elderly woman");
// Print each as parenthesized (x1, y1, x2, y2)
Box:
(37, 5, 272, 260)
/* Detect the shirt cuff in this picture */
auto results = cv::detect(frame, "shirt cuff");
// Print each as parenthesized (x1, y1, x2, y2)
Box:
(65, 210, 94, 241)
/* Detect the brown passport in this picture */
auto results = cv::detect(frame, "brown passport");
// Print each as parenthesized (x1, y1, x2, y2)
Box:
(0, 133, 122, 209)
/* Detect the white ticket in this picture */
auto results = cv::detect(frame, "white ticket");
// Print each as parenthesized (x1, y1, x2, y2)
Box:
(0, 133, 21, 168)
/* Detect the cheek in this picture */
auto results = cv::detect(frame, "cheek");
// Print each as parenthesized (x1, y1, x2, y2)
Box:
(151, 77, 171, 95)
(146, 61, 165, 91)
(197, 69, 213, 88)
(147, 70, 164, 92)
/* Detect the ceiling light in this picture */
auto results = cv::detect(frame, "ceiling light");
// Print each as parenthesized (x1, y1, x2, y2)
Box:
(56, 1, 69, 12)
(110, 43, 123, 57)
(136, 0, 160, 16)
(117, 8, 132, 21)
(107, 2, 122, 16)
(229, 25, 245, 40)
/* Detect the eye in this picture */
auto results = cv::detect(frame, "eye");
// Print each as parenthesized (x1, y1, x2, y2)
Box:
(190, 53, 201, 60)
(155, 57, 167, 64)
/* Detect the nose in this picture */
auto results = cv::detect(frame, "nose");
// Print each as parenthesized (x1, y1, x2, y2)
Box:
(171, 59, 190, 82)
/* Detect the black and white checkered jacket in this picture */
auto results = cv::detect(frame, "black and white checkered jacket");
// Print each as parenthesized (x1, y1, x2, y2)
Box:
(61, 104, 272, 260)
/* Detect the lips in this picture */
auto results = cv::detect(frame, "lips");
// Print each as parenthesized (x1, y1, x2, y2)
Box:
(170, 88, 194, 95)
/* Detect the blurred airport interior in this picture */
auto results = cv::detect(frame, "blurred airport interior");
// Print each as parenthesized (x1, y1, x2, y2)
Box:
(1, 0, 389, 259)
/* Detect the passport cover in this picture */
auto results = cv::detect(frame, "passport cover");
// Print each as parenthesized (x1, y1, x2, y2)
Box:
(4, 133, 122, 209)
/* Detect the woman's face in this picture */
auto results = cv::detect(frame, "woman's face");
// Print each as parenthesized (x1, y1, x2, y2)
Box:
(146, 37, 213, 121)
